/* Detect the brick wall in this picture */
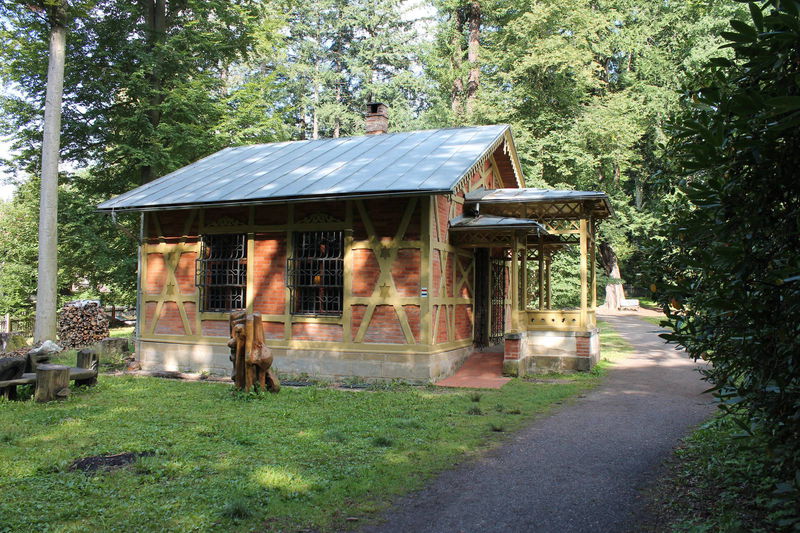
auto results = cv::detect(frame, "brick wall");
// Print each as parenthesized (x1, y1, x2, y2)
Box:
(455, 304, 473, 340)
(403, 305, 421, 343)
(504, 337, 520, 360)
(263, 321, 284, 339)
(292, 322, 343, 342)
(364, 305, 405, 344)
(391, 249, 421, 297)
(145, 253, 166, 294)
(436, 305, 449, 343)
(431, 249, 441, 297)
(252, 233, 286, 315)
(154, 301, 185, 335)
(351, 305, 367, 340)
(175, 252, 197, 294)
(140, 195, 435, 348)
(352, 249, 380, 297)
(202, 320, 229, 337)
(576, 335, 591, 358)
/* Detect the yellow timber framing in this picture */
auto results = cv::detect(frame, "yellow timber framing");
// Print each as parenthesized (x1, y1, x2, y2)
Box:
(430, 191, 475, 346)
(141, 209, 202, 339)
(139, 197, 446, 352)
(350, 198, 421, 345)
(137, 156, 515, 353)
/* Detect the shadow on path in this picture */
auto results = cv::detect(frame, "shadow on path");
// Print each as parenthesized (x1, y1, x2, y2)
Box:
(361, 314, 715, 533)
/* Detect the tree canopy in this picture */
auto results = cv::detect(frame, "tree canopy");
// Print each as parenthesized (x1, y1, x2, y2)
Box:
(0, 0, 746, 313)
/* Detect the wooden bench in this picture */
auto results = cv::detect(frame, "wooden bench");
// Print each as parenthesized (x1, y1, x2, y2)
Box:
(619, 298, 640, 311)
(0, 349, 98, 401)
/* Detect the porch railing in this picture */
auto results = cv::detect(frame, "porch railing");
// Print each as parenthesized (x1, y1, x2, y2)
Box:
(524, 309, 596, 331)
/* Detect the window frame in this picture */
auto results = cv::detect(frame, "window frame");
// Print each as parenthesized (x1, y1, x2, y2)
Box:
(195, 233, 248, 313)
(287, 230, 344, 316)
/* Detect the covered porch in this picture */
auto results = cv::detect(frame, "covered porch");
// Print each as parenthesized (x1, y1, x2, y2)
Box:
(450, 188, 612, 375)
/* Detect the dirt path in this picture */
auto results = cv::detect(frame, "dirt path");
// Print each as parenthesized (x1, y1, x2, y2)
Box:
(361, 314, 715, 533)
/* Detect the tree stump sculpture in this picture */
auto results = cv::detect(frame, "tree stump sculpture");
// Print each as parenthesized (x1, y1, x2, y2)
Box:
(35, 364, 70, 402)
(228, 312, 280, 393)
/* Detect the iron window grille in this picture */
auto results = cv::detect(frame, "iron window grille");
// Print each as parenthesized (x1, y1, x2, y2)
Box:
(288, 231, 344, 316)
(196, 233, 247, 312)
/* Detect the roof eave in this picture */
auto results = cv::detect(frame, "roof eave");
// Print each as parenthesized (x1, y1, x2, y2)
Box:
(96, 188, 454, 214)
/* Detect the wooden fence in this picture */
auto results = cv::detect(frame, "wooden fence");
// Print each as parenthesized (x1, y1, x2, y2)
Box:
(0, 314, 34, 335)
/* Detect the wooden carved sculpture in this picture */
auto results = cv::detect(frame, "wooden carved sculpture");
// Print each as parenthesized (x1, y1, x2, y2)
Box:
(228, 311, 280, 393)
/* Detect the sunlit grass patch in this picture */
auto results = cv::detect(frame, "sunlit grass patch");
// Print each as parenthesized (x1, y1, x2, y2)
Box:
(0, 324, 629, 532)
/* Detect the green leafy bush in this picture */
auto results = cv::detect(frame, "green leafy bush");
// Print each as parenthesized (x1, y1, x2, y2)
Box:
(648, 1, 800, 527)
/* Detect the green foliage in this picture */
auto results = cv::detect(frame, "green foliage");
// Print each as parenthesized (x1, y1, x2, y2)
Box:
(647, 417, 781, 531)
(427, 0, 746, 290)
(648, 1, 800, 526)
(0, 178, 137, 315)
(0, 0, 260, 188)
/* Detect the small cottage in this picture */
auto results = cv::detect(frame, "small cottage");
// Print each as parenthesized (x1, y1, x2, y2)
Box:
(98, 105, 612, 381)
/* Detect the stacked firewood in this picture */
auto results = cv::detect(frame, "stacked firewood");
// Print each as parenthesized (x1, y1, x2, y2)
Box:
(57, 301, 109, 349)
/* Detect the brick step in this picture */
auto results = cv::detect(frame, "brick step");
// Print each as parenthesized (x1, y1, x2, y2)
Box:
(435, 351, 511, 389)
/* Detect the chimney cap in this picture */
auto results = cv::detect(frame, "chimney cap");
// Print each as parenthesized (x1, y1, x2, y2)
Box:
(366, 102, 388, 116)
(365, 103, 388, 135)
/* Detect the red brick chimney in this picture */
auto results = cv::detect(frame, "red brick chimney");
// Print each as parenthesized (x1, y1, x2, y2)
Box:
(365, 103, 388, 135)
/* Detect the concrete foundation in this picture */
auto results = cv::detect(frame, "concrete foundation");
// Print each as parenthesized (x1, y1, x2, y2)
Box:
(503, 329, 600, 375)
(136, 339, 473, 383)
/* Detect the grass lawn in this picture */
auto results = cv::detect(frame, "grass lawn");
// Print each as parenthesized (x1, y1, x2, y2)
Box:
(639, 417, 781, 532)
(640, 315, 667, 328)
(0, 321, 632, 532)
(48, 326, 135, 371)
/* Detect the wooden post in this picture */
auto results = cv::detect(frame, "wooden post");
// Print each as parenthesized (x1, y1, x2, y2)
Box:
(420, 197, 432, 345)
(590, 218, 597, 311)
(246, 233, 255, 314)
(35, 364, 70, 402)
(538, 241, 544, 310)
(4, 313, 10, 333)
(510, 233, 520, 332)
(545, 254, 552, 310)
(244, 315, 255, 391)
(579, 217, 589, 329)
(342, 226, 354, 343)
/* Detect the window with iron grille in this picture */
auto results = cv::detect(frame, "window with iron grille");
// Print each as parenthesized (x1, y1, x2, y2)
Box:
(287, 231, 343, 315)
(196, 233, 247, 312)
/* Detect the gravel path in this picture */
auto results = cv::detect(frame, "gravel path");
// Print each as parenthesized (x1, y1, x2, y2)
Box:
(361, 314, 715, 533)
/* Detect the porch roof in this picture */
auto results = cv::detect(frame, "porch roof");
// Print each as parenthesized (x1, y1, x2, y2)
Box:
(448, 214, 547, 234)
(465, 188, 612, 219)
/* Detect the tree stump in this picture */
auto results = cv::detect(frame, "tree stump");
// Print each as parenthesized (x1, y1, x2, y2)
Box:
(76, 348, 99, 386)
(228, 312, 280, 393)
(35, 364, 70, 402)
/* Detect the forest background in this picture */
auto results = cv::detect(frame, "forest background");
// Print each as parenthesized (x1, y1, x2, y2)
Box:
(0, 0, 743, 314)
(3, 1, 800, 526)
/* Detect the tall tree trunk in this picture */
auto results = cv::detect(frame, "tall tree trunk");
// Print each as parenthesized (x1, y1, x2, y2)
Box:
(634, 175, 644, 209)
(34, 1, 68, 343)
(598, 241, 625, 311)
(465, 0, 481, 118)
(450, 7, 465, 119)
(333, 74, 341, 138)
(139, 0, 166, 184)
(312, 71, 319, 140)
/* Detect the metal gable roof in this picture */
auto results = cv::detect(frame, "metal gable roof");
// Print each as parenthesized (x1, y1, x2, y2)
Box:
(465, 188, 613, 218)
(97, 124, 516, 212)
